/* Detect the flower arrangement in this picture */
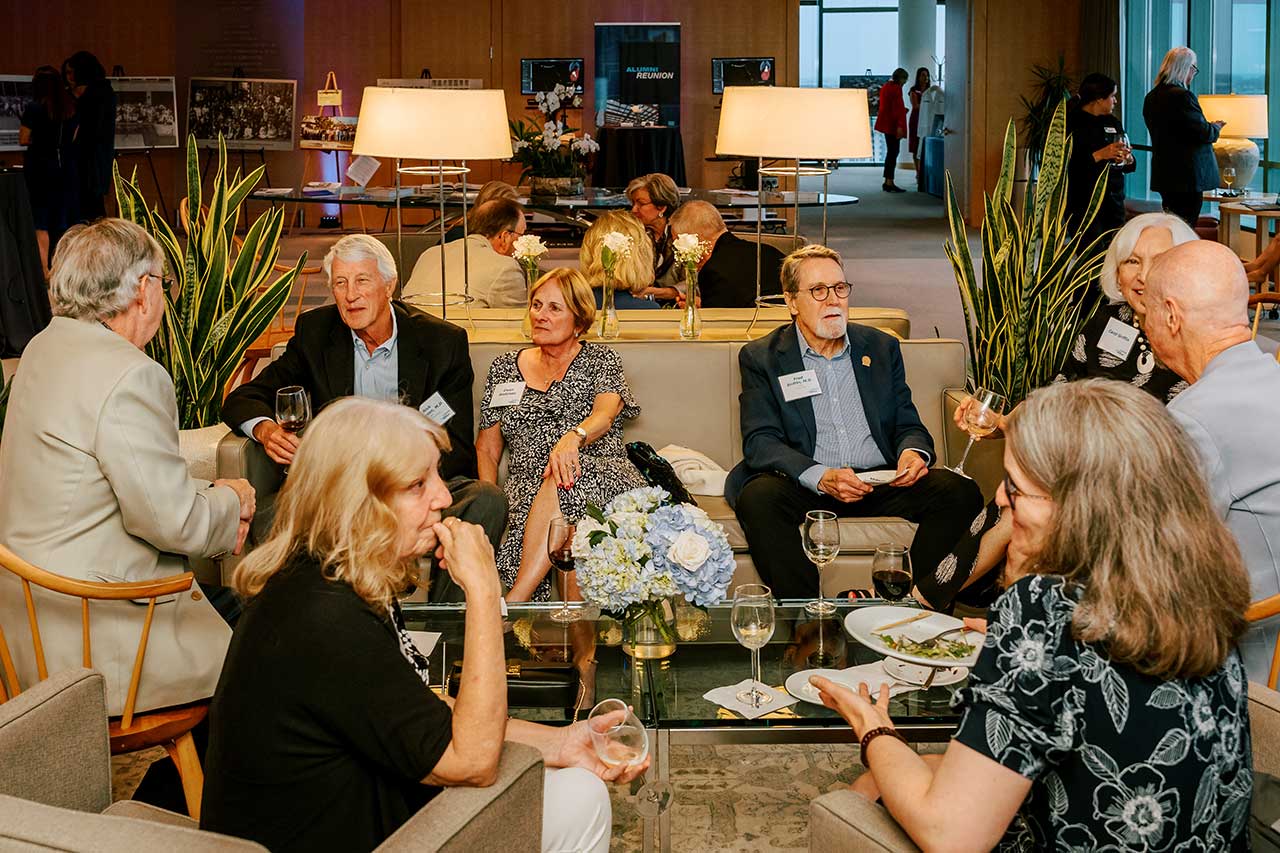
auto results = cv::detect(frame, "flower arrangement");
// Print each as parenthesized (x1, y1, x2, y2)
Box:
(573, 486, 735, 646)
(671, 232, 710, 269)
(512, 233, 548, 286)
(597, 231, 632, 339)
(510, 84, 598, 183)
(671, 232, 711, 340)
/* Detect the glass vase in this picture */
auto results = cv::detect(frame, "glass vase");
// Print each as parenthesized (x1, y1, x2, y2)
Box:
(680, 265, 702, 340)
(521, 263, 539, 341)
(622, 600, 677, 660)
(598, 270, 620, 339)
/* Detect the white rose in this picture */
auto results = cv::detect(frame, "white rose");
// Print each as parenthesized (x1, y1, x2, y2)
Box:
(673, 232, 701, 254)
(602, 231, 633, 256)
(512, 234, 547, 259)
(667, 530, 711, 573)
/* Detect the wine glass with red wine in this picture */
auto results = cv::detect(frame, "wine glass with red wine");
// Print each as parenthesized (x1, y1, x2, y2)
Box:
(547, 515, 579, 623)
(871, 544, 912, 602)
(275, 385, 312, 437)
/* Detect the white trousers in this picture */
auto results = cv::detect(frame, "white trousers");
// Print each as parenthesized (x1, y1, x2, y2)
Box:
(541, 767, 613, 853)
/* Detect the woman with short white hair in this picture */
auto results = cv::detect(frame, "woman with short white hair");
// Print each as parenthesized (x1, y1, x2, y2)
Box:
(1143, 46, 1225, 227)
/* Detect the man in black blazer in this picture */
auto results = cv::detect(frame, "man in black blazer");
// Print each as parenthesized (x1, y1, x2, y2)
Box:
(1143, 53, 1224, 228)
(669, 201, 783, 307)
(222, 235, 506, 600)
(728, 245, 982, 599)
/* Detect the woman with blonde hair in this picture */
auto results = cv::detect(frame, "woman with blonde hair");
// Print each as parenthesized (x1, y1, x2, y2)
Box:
(1143, 46, 1225, 226)
(476, 268, 648, 601)
(201, 397, 645, 853)
(579, 210, 667, 307)
(814, 379, 1252, 850)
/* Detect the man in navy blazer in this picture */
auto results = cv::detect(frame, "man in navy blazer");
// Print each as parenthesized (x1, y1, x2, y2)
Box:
(728, 245, 982, 599)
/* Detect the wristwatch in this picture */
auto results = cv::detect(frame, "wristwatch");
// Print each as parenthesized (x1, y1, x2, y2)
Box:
(571, 425, 588, 442)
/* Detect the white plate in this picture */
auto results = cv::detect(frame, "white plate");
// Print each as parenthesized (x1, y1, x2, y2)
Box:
(784, 668, 846, 705)
(882, 657, 968, 687)
(844, 606, 982, 669)
(857, 469, 902, 486)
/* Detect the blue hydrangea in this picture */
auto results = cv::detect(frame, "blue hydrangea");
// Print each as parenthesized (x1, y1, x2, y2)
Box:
(644, 503, 735, 607)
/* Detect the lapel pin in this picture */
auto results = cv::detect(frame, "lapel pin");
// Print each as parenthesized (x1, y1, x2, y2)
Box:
(861, 355, 872, 367)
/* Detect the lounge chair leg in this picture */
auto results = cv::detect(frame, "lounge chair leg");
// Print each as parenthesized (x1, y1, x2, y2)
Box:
(165, 731, 205, 821)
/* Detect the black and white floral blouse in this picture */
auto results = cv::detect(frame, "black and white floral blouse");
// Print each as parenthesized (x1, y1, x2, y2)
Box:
(954, 575, 1252, 851)
(1054, 301, 1188, 403)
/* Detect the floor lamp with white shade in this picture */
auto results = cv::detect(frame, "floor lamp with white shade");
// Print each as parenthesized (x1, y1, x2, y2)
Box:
(352, 87, 513, 315)
(715, 86, 872, 313)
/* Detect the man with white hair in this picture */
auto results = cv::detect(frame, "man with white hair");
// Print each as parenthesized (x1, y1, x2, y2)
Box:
(668, 200, 784, 307)
(222, 234, 506, 601)
(1145, 240, 1280, 682)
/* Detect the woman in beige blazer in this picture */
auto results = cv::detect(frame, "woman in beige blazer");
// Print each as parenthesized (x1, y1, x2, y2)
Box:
(0, 218, 254, 716)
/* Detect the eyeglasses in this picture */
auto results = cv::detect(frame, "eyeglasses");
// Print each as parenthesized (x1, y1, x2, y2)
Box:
(146, 273, 176, 290)
(1002, 472, 1052, 511)
(799, 282, 852, 301)
(1191, 64, 1199, 74)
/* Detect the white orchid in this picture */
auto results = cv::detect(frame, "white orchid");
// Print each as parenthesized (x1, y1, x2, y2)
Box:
(672, 232, 711, 268)
(571, 133, 600, 155)
(511, 138, 530, 151)
(546, 92, 561, 113)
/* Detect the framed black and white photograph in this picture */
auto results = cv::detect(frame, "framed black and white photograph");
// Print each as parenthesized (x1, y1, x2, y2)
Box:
(187, 77, 296, 151)
(0, 74, 33, 152)
(110, 76, 179, 150)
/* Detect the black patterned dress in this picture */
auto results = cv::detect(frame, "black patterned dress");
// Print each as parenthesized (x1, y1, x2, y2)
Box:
(479, 342, 648, 600)
(954, 575, 1252, 851)
(1054, 301, 1189, 403)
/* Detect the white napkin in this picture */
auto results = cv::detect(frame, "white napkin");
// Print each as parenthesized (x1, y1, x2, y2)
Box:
(704, 679, 799, 719)
(657, 444, 729, 496)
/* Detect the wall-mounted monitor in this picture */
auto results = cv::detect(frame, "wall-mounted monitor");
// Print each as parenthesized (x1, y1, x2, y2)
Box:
(520, 58, 585, 95)
(712, 57, 775, 95)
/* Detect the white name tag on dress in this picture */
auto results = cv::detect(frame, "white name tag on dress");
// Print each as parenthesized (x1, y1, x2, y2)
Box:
(419, 392, 455, 425)
(779, 370, 821, 401)
(488, 381, 526, 408)
(1097, 317, 1139, 360)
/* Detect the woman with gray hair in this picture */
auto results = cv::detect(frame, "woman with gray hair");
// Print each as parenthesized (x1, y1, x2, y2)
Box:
(626, 172, 681, 281)
(1143, 46, 1225, 227)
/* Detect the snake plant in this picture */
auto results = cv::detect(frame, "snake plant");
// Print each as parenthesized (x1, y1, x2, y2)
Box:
(944, 99, 1111, 406)
(114, 135, 305, 429)
(0, 374, 11, 444)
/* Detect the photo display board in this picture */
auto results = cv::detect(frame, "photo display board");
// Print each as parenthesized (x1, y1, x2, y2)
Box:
(0, 75, 33, 151)
(521, 58, 584, 95)
(188, 77, 296, 150)
(110, 77, 179, 149)
(594, 23, 680, 128)
(712, 58, 775, 95)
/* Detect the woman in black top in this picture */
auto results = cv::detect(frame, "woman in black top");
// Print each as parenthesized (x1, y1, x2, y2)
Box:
(18, 66, 78, 276)
(201, 398, 645, 853)
(61, 51, 115, 222)
(1143, 46, 1224, 228)
(1066, 73, 1134, 252)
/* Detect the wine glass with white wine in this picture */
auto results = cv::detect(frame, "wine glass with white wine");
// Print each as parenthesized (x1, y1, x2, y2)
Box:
(951, 388, 1006, 478)
(732, 584, 776, 709)
(1223, 166, 1238, 197)
(588, 698, 672, 817)
(801, 510, 840, 616)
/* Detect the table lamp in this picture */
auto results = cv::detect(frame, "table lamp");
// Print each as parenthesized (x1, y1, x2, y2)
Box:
(353, 87, 513, 312)
(716, 86, 872, 310)
(1199, 94, 1269, 193)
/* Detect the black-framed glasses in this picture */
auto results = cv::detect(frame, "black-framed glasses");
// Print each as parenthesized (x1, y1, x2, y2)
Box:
(146, 272, 176, 290)
(801, 282, 852, 301)
(1002, 472, 1052, 511)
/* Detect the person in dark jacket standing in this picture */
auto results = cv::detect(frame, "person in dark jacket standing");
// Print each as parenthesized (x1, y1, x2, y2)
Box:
(19, 66, 78, 276)
(1066, 73, 1134, 252)
(1143, 46, 1224, 228)
(61, 51, 116, 222)
(875, 69, 909, 193)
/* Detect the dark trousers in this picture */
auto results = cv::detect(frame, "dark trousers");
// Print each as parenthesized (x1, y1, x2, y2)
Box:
(424, 477, 508, 603)
(1160, 191, 1203, 229)
(883, 135, 902, 181)
(734, 470, 984, 600)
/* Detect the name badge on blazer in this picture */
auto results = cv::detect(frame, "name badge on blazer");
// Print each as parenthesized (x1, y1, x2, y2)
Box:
(779, 370, 821, 402)
(419, 392, 455, 425)
(488, 381, 526, 408)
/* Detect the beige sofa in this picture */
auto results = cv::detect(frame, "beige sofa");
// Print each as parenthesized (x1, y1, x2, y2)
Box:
(217, 321, 966, 594)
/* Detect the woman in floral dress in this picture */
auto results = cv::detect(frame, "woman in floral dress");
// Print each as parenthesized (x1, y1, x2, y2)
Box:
(476, 268, 648, 602)
(813, 379, 1252, 850)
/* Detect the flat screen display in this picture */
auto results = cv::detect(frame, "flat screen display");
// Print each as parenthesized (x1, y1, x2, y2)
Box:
(712, 58, 775, 95)
(521, 58, 585, 95)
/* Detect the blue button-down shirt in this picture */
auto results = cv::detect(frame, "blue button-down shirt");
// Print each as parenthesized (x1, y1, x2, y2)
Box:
(352, 310, 400, 402)
(796, 324, 887, 493)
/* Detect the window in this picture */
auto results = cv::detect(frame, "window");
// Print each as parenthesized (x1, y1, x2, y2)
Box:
(821, 11, 899, 87)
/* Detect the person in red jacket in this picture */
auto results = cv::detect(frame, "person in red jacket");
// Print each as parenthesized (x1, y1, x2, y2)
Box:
(875, 68, 910, 193)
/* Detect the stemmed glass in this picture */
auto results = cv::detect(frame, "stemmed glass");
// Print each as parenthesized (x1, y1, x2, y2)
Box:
(732, 584, 776, 709)
(871, 544, 913, 602)
(1223, 166, 1238, 196)
(801, 510, 840, 616)
(275, 385, 311, 436)
(951, 388, 1006, 478)
(588, 698, 672, 817)
(547, 516, 579, 624)
(1111, 132, 1131, 170)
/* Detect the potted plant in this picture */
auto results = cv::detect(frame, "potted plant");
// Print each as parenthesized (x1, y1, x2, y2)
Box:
(1019, 56, 1074, 174)
(510, 84, 598, 197)
(113, 135, 306, 432)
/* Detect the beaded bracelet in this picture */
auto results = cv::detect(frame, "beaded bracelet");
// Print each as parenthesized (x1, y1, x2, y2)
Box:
(859, 726, 907, 769)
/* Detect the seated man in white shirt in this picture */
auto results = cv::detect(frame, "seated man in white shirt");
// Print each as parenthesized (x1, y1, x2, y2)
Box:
(403, 198, 529, 308)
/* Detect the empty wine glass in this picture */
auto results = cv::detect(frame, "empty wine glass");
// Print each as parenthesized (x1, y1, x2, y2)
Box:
(1223, 166, 1238, 196)
(732, 583, 776, 708)
(1111, 132, 1131, 170)
(951, 388, 1006, 478)
(588, 698, 672, 817)
(801, 510, 840, 616)
(547, 516, 579, 624)
(871, 544, 913, 602)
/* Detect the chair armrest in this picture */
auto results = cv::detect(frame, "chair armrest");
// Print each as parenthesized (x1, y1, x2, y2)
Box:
(1250, 681, 1280, 778)
(377, 742, 544, 853)
(216, 433, 283, 497)
(809, 789, 921, 852)
(0, 668, 111, 813)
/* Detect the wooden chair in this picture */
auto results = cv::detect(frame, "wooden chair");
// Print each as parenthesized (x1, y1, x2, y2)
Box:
(0, 543, 208, 819)
(1247, 592, 1280, 690)
(1250, 290, 1280, 351)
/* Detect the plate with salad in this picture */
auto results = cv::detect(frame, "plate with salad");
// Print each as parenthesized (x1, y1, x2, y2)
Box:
(844, 606, 982, 669)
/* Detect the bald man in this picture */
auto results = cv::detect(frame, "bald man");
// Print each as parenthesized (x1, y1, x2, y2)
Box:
(668, 200, 783, 308)
(1146, 240, 1280, 682)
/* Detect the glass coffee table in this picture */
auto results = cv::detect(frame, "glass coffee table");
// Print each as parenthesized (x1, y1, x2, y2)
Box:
(402, 599, 967, 853)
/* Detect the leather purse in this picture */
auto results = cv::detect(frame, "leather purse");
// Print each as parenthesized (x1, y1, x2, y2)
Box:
(447, 659, 582, 710)
(625, 441, 695, 504)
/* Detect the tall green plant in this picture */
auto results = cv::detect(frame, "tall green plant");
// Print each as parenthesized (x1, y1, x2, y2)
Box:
(1019, 57, 1073, 171)
(114, 135, 305, 429)
(944, 99, 1111, 405)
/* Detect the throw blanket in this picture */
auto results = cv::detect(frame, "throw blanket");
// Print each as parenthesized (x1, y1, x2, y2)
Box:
(658, 444, 728, 496)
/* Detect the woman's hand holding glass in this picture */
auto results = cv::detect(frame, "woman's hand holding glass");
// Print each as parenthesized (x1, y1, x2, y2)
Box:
(543, 431, 583, 489)
(551, 705, 650, 783)
(808, 676, 894, 740)
(952, 396, 1008, 436)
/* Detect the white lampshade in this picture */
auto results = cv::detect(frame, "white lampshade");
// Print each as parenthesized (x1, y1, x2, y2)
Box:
(353, 87, 513, 160)
(1200, 94, 1269, 139)
(716, 86, 873, 160)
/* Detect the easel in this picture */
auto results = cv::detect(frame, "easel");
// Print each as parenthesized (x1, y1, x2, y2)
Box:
(110, 66, 172, 225)
(291, 71, 366, 233)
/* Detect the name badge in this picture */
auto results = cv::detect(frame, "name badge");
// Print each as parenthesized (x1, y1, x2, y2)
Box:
(1097, 317, 1139, 360)
(419, 392, 455, 425)
(488, 380, 526, 408)
(779, 369, 821, 402)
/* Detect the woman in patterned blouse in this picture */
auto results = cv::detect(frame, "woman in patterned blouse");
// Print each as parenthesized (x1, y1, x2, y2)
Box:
(813, 379, 1253, 851)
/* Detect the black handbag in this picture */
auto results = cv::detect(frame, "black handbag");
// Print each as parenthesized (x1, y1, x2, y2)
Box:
(625, 441, 695, 504)
(447, 659, 582, 711)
